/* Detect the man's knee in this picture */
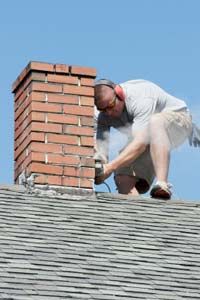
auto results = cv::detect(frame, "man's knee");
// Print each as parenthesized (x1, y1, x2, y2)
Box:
(114, 174, 150, 194)
(114, 174, 137, 194)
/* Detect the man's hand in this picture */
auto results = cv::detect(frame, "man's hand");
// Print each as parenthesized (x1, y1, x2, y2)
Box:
(95, 163, 113, 185)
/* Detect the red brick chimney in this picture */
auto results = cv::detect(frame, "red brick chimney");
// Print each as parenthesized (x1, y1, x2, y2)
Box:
(12, 61, 96, 193)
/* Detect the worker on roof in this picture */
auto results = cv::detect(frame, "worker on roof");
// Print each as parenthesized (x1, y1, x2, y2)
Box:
(94, 79, 193, 200)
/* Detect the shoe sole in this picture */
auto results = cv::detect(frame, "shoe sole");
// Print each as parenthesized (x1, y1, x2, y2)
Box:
(150, 187, 171, 200)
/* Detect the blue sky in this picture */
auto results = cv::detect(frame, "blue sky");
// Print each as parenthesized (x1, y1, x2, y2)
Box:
(1, 0, 200, 200)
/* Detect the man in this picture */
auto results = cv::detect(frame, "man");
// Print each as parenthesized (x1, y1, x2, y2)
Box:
(94, 79, 193, 200)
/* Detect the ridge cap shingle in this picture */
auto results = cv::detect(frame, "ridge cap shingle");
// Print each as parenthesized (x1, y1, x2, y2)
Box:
(0, 184, 200, 207)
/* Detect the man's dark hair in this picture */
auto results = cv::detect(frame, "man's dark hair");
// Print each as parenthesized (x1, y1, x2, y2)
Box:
(94, 79, 115, 105)
(95, 79, 115, 88)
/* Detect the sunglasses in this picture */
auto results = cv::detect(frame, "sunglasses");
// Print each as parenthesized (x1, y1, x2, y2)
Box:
(98, 94, 117, 113)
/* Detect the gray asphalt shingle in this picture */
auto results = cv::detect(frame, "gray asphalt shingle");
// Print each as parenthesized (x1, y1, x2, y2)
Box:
(0, 185, 200, 299)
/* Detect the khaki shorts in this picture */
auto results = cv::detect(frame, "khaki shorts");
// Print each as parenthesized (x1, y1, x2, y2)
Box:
(114, 110, 192, 193)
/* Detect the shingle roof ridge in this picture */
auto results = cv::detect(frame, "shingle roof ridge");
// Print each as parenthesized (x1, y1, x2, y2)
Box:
(96, 192, 200, 207)
(0, 184, 200, 207)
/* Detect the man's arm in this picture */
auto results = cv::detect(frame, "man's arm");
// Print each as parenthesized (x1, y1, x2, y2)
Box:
(111, 96, 156, 169)
(102, 129, 148, 180)
(95, 97, 156, 183)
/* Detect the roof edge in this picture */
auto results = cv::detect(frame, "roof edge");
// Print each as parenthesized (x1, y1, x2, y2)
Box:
(0, 184, 200, 207)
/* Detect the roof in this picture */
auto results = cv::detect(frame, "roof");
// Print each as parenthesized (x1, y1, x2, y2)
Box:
(0, 185, 200, 300)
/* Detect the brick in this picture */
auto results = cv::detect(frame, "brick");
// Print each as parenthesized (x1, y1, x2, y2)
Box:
(47, 74, 78, 85)
(80, 178, 93, 189)
(15, 111, 45, 131)
(47, 175, 62, 185)
(63, 85, 94, 96)
(63, 176, 79, 187)
(15, 130, 29, 150)
(55, 64, 69, 74)
(64, 145, 94, 156)
(15, 96, 31, 120)
(34, 174, 47, 184)
(15, 114, 32, 140)
(47, 113, 78, 125)
(80, 96, 94, 106)
(64, 166, 79, 177)
(32, 122, 62, 133)
(18, 152, 45, 172)
(34, 174, 62, 185)
(15, 91, 48, 120)
(15, 73, 46, 108)
(63, 105, 94, 116)
(12, 67, 28, 92)
(16, 151, 45, 170)
(31, 102, 62, 113)
(29, 132, 45, 141)
(80, 167, 95, 178)
(30, 91, 46, 102)
(47, 133, 78, 145)
(27, 162, 63, 175)
(47, 154, 80, 165)
(80, 136, 94, 147)
(15, 133, 45, 160)
(13, 83, 24, 100)
(14, 84, 28, 103)
(80, 116, 94, 127)
(31, 111, 46, 122)
(64, 125, 93, 136)
(31, 72, 46, 82)
(15, 136, 31, 161)
(70, 65, 96, 77)
(15, 163, 24, 181)
(30, 132, 45, 142)
(47, 93, 79, 104)
(15, 108, 30, 130)
(29, 61, 54, 72)
(30, 142, 62, 154)
(15, 124, 31, 149)
(15, 91, 28, 111)
(31, 152, 46, 162)
(15, 149, 27, 170)
(29, 82, 62, 93)
(81, 78, 94, 86)
(15, 123, 61, 152)
(14, 74, 32, 100)
(64, 115, 79, 125)
(15, 110, 45, 131)
(80, 157, 95, 167)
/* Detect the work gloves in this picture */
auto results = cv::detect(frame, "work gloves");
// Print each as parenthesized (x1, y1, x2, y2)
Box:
(189, 123, 200, 147)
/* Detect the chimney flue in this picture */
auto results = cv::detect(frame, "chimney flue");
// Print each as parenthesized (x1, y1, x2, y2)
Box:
(12, 61, 96, 193)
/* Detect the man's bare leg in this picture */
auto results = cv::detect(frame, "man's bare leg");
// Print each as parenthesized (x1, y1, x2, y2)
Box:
(149, 114, 171, 182)
(114, 174, 139, 195)
(149, 114, 172, 199)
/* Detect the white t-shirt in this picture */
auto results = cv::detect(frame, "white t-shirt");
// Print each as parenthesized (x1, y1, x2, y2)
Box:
(121, 79, 188, 134)
(95, 80, 189, 161)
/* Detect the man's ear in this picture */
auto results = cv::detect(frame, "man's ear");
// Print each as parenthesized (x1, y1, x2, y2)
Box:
(114, 85, 125, 101)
